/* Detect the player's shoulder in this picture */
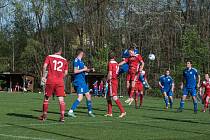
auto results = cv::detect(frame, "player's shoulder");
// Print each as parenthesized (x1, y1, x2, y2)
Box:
(168, 76, 173, 80)
(109, 60, 118, 64)
(191, 68, 198, 72)
(160, 75, 165, 78)
(48, 54, 66, 61)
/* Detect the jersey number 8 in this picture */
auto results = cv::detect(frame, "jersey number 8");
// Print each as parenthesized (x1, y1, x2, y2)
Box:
(53, 60, 63, 72)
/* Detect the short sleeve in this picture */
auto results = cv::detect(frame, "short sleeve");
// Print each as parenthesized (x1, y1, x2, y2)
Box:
(108, 63, 112, 71)
(64, 61, 68, 71)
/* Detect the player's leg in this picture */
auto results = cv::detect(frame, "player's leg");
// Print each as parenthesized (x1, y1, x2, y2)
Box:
(139, 74, 149, 89)
(135, 91, 139, 109)
(168, 91, 173, 109)
(125, 80, 131, 103)
(113, 96, 126, 118)
(128, 79, 136, 105)
(140, 90, 144, 107)
(55, 85, 66, 122)
(162, 92, 169, 109)
(105, 95, 113, 117)
(191, 89, 198, 113)
(85, 92, 95, 117)
(68, 84, 84, 117)
(203, 96, 209, 112)
(177, 88, 188, 112)
(39, 84, 53, 121)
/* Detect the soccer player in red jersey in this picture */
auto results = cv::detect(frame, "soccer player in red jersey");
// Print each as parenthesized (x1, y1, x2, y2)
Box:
(200, 73, 210, 112)
(39, 46, 68, 122)
(119, 46, 144, 105)
(134, 70, 147, 108)
(105, 52, 126, 118)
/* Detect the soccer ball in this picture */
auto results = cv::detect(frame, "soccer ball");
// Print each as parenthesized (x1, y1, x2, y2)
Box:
(148, 53, 155, 61)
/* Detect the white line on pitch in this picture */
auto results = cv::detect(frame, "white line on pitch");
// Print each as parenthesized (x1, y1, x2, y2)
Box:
(0, 133, 54, 140)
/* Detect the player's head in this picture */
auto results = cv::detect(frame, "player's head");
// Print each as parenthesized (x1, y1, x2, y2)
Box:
(109, 52, 116, 60)
(128, 46, 135, 56)
(53, 46, 62, 55)
(165, 69, 170, 76)
(205, 73, 209, 80)
(76, 48, 85, 58)
(186, 60, 192, 68)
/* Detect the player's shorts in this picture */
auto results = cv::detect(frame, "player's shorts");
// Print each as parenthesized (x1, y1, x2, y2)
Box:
(108, 79, 118, 97)
(126, 72, 138, 81)
(73, 82, 89, 94)
(183, 87, 196, 96)
(45, 83, 65, 97)
(135, 81, 143, 92)
(161, 88, 173, 96)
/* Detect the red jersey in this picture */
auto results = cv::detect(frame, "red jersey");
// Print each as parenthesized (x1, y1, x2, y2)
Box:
(125, 54, 143, 73)
(108, 60, 119, 79)
(44, 54, 68, 84)
(201, 80, 210, 94)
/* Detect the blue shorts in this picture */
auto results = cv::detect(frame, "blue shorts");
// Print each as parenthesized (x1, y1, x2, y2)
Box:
(74, 82, 89, 94)
(119, 63, 129, 75)
(161, 89, 173, 96)
(183, 87, 196, 96)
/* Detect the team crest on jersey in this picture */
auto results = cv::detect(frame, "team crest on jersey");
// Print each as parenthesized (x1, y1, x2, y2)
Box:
(190, 72, 192, 74)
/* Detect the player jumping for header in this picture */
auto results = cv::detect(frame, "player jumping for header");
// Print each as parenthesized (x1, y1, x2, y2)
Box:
(105, 52, 126, 118)
(177, 61, 200, 113)
(67, 49, 95, 118)
(159, 69, 175, 109)
(119, 46, 144, 105)
(39, 46, 68, 122)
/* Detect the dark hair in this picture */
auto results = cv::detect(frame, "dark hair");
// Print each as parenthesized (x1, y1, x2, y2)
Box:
(128, 46, 135, 51)
(76, 48, 84, 56)
(186, 60, 193, 64)
(109, 52, 116, 60)
(53, 45, 62, 53)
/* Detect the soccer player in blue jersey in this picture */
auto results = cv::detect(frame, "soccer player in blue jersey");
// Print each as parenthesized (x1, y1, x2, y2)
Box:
(177, 61, 200, 113)
(159, 70, 174, 109)
(67, 49, 95, 117)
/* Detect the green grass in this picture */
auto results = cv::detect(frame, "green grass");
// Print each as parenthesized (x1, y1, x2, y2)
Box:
(0, 93, 210, 140)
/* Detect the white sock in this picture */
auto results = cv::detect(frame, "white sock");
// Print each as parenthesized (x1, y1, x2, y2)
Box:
(89, 111, 92, 114)
(69, 110, 73, 113)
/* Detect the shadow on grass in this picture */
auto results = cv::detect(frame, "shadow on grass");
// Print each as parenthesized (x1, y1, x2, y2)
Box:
(142, 115, 210, 125)
(6, 123, 88, 140)
(33, 109, 107, 117)
(6, 113, 58, 122)
(121, 121, 209, 136)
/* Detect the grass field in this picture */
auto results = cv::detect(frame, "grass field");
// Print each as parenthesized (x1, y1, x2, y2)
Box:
(0, 93, 210, 140)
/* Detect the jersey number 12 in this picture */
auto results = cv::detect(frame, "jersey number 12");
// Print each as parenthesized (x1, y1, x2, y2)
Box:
(53, 60, 63, 72)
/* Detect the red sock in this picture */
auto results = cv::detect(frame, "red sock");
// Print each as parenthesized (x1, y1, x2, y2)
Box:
(115, 99, 125, 113)
(135, 92, 138, 106)
(129, 87, 135, 98)
(205, 101, 209, 109)
(59, 101, 65, 118)
(43, 100, 48, 115)
(140, 94, 144, 106)
(107, 100, 112, 114)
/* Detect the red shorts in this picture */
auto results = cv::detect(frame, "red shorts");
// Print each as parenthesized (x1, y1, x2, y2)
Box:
(135, 81, 143, 92)
(45, 83, 65, 97)
(126, 72, 138, 81)
(108, 79, 118, 97)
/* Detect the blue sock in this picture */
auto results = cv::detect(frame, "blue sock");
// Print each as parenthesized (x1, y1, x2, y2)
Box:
(86, 100, 92, 113)
(164, 96, 168, 107)
(180, 99, 184, 109)
(193, 100, 198, 111)
(71, 99, 80, 111)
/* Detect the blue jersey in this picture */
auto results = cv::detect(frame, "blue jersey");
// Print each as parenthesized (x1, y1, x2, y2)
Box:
(73, 58, 86, 85)
(122, 49, 139, 58)
(159, 75, 173, 91)
(183, 68, 198, 88)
